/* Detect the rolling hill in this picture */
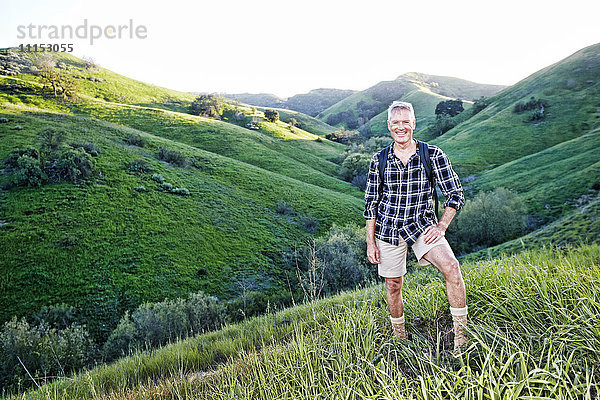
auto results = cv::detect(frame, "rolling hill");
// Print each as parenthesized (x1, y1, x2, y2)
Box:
(316, 72, 505, 134)
(431, 42, 600, 178)
(0, 49, 364, 343)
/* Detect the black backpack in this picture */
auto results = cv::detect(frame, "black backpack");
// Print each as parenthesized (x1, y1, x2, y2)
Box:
(377, 141, 439, 217)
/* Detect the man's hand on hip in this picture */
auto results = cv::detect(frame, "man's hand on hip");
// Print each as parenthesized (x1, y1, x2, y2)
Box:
(367, 242, 380, 264)
(423, 224, 446, 245)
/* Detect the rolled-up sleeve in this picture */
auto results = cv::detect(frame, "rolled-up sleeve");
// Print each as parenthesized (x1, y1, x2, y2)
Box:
(363, 154, 381, 219)
(432, 149, 465, 211)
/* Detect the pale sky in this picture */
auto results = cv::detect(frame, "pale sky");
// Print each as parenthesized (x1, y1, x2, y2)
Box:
(1, 0, 598, 98)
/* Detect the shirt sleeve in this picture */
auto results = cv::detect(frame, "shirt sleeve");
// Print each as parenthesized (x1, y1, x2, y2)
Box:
(363, 153, 381, 220)
(431, 147, 465, 211)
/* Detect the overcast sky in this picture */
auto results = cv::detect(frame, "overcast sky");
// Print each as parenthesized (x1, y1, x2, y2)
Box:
(1, 0, 598, 98)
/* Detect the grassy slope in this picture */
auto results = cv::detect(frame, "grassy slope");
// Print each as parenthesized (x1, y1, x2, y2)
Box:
(317, 73, 504, 134)
(10, 245, 600, 399)
(466, 127, 600, 220)
(0, 104, 364, 337)
(432, 42, 600, 177)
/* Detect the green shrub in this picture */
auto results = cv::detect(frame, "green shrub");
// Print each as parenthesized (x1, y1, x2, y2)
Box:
(449, 187, 527, 252)
(151, 173, 165, 183)
(12, 125, 22, 130)
(171, 187, 190, 196)
(157, 147, 187, 167)
(0, 117, 8, 123)
(32, 304, 77, 330)
(38, 128, 67, 155)
(300, 215, 319, 233)
(102, 292, 226, 361)
(71, 142, 101, 157)
(135, 185, 147, 192)
(126, 133, 147, 147)
(0, 318, 95, 394)
(3, 147, 40, 169)
(10, 155, 47, 187)
(160, 182, 173, 191)
(276, 200, 294, 215)
(128, 159, 153, 173)
(51, 148, 94, 183)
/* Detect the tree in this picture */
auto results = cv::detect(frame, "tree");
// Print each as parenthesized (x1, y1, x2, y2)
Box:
(189, 94, 223, 118)
(435, 99, 464, 117)
(264, 109, 279, 122)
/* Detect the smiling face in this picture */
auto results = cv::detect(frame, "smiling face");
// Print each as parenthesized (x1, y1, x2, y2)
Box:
(387, 108, 416, 147)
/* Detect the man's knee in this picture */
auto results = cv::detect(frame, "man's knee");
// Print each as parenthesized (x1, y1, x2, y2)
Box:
(444, 258, 462, 285)
(386, 277, 403, 294)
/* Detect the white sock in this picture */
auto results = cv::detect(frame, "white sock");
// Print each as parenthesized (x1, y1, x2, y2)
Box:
(450, 306, 468, 317)
(390, 315, 405, 324)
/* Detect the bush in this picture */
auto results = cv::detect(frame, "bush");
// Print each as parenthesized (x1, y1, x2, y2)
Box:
(128, 159, 153, 173)
(3, 147, 40, 169)
(135, 185, 147, 192)
(9, 155, 47, 187)
(102, 292, 226, 361)
(171, 187, 190, 196)
(157, 147, 187, 167)
(160, 182, 173, 191)
(70, 142, 101, 157)
(126, 133, 146, 147)
(315, 224, 373, 295)
(276, 200, 294, 216)
(51, 148, 94, 183)
(12, 125, 22, 130)
(449, 187, 527, 252)
(38, 129, 67, 156)
(151, 173, 165, 183)
(0, 117, 8, 123)
(0, 318, 95, 394)
(300, 215, 319, 233)
(338, 152, 371, 182)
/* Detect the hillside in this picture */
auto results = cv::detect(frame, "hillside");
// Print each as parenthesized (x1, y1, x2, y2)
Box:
(8, 245, 600, 399)
(431, 42, 600, 177)
(0, 49, 364, 345)
(224, 88, 357, 117)
(317, 73, 505, 134)
(284, 88, 357, 117)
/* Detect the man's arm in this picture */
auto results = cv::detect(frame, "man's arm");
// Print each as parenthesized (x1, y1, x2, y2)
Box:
(422, 206, 456, 245)
(364, 154, 381, 264)
(366, 219, 380, 264)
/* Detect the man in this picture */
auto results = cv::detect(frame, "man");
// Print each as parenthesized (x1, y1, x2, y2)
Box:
(363, 101, 468, 353)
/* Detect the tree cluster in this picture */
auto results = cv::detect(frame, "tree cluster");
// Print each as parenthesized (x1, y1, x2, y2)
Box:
(264, 109, 279, 123)
(435, 99, 464, 117)
(189, 94, 224, 118)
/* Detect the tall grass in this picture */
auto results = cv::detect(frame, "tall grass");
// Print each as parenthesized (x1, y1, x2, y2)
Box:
(7, 245, 600, 399)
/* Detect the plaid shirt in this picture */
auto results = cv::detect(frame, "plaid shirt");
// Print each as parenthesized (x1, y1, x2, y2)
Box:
(363, 141, 464, 246)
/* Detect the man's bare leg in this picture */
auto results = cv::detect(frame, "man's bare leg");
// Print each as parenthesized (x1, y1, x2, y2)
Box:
(385, 277, 407, 339)
(422, 244, 468, 352)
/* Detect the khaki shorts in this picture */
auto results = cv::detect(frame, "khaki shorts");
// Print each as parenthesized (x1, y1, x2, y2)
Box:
(376, 234, 450, 278)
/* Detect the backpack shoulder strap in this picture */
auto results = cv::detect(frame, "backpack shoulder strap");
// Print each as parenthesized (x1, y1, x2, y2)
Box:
(377, 145, 390, 196)
(417, 141, 439, 218)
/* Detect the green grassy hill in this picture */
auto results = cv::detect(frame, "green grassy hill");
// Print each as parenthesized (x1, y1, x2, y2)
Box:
(283, 88, 357, 117)
(0, 104, 364, 340)
(8, 245, 599, 399)
(0, 49, 364, 343)
(431, 42, 600, 177)
(317, 73, 505, 134)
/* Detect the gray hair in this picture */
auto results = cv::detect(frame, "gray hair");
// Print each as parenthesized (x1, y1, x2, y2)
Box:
(387, 101, 415, 122)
